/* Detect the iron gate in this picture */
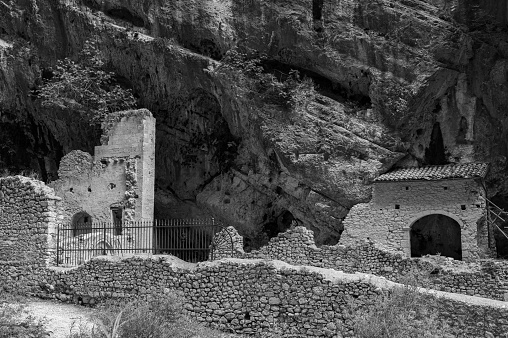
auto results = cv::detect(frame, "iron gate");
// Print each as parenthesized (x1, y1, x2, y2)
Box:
(55, 219, 234, 266)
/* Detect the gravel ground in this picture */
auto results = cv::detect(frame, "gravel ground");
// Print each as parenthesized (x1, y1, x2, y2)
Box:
(25, 300, 95, 338)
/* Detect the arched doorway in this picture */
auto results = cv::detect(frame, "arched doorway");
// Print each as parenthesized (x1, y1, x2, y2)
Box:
(72, 211, 93, 237)
(410, 214, 462, 260)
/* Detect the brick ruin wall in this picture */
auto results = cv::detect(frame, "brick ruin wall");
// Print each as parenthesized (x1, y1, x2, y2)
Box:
(216, 226, 508, 301)
(36, 258, 508, 338)
(0, 176, 60, 292)
(341, 179, 490, 260)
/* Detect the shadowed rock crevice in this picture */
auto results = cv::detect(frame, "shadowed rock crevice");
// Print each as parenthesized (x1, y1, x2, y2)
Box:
(154, 89, 238, 219)
(425, 122, 447, 165)
(105, 8, 147, 28)
(261, 59, 372, 108)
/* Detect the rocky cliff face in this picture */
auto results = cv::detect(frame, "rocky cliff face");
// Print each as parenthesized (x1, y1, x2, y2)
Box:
(1, 0, 507, 248)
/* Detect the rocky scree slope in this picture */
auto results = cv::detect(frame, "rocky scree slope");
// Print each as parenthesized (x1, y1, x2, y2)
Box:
(0, 0, 507, 248)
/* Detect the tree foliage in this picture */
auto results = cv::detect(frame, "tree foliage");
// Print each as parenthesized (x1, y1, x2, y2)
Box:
(37, 40, 136, 122)
(208, 48, 315, 111)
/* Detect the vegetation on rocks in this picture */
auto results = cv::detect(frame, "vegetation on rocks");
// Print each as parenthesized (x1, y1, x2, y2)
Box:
(37, 39, 137, 123)
(67, 293, 239, 338)
(208, 48, 315, 112)
(349, 281, 449, 338)
(0, 291, 50, 338)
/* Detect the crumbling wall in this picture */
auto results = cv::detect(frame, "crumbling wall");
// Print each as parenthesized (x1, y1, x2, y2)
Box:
(341, 179, 488, 260)
(213, 226, 508, 301)
(35, 257, 508, 338)
(0, 176, 61, 291)
(50, 109, 156, 224)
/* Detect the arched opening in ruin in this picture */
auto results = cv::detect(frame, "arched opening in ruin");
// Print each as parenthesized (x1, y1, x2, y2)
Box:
(72, 211, 93, 237)
(410, 214, 462, 260)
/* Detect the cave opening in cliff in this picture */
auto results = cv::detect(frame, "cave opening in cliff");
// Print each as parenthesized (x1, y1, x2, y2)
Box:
(263, 210, 295, 238)
(313, 0, 324, 20)
(410, 214, 462, 260)
(260, 59, 371, 108)
(0, 115, 64, 182)
(424, 122, 447, 165)
(153, 89, 238, 220)
(312, 0, 324, 32)
(184, 39, 223, 61)
(105, 7, 146, 28)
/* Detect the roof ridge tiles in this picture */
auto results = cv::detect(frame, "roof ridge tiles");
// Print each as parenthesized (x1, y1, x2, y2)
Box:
(374, 162, 489, 182)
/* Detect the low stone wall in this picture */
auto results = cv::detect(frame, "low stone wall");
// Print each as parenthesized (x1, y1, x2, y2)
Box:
(32, 256, 508, 338)
(0, 176, 61, 292)
(215, 226, 508, 301)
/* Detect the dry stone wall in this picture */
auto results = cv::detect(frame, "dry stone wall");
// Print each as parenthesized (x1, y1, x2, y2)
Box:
(33, 257, 508, 338)
(0, 176, 61, 292)
(214, 226, 508, 301)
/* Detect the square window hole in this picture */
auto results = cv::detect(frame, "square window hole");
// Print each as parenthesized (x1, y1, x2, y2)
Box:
(395, 205, 400, 209)
(405, 187, 409, 190)
(461, 205, 466, 210)
(444, 187, 448, 190)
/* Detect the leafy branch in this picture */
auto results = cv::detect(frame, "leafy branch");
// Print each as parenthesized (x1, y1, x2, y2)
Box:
(37, 40, 137, 123)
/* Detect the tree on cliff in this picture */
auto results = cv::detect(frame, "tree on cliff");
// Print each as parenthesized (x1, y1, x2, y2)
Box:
(37, 39, 136, 122)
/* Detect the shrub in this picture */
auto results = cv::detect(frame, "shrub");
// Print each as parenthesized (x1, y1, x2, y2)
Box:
(68, 292, 238, 338)
(209, 48, 315, 111)
(0, 291, 50, 338)
(348, 282, 449, 338)
(37, 39, 136, 123)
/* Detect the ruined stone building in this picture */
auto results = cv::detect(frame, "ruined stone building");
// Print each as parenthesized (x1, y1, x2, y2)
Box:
(341, 163, 492, 261)
(49, 109, 156, 234)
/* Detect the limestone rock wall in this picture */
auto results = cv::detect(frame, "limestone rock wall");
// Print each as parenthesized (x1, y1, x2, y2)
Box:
(0, 176, 61, 290)
(1, 0, 508, 246)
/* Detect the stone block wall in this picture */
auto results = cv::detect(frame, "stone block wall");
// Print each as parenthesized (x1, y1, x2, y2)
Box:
(215, 226, 508, 301)
(50, 109, 156, 225)
(0, 176, 61, 291)
(33, 257, 508, 338)
(341, 179, 489, 260)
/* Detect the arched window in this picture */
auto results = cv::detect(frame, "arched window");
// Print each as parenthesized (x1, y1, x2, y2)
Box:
(72, 211, 93, 237)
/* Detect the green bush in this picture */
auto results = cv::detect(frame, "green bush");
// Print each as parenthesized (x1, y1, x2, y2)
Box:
(37, 39, 136, 123)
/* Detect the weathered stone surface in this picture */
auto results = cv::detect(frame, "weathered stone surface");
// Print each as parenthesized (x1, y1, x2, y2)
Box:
(212, 226, 508, 302)
(1, 0, 508, 246)
(10, 256, 508, 338)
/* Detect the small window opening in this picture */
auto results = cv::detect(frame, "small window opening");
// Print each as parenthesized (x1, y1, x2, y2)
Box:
(395, 205, 400, 209)
(111, 207, 123, 235)
(461, 205, 466, 210)
(405, 187, 409, 190)
(444, 187, 448, 190)
(88, 186, 92, 192)
(69, 187, 74, 192)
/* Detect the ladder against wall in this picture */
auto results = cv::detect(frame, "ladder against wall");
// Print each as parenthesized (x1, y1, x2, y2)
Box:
(486, 198, 508, 258)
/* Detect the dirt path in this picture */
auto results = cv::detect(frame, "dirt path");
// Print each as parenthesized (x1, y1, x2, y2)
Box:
(26, 300, 96, 338)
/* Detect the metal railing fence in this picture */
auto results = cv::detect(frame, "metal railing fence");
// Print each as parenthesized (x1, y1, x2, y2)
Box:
(56, 219, 233, 266)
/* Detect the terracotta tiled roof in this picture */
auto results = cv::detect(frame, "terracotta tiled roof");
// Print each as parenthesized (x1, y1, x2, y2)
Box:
(374, 163, 489, 182)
